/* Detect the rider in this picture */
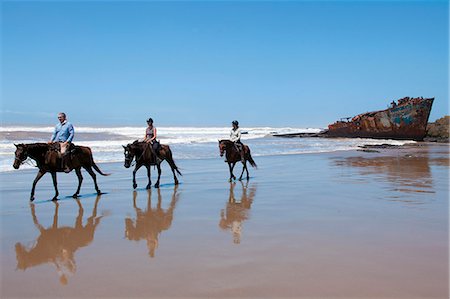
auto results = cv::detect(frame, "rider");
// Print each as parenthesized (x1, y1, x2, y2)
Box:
(143, 118, 162, 163)
(48, 112, 74, 173)
(230, 120, 245, 163)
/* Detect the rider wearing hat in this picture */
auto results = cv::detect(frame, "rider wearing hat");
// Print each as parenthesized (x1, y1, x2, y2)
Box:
(230, 120, 245, 162)
(143, 118, 162, 163)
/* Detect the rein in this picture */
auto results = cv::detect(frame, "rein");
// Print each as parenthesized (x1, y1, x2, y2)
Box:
(15, 156, 37, 168)
(128, 146, 148, 167)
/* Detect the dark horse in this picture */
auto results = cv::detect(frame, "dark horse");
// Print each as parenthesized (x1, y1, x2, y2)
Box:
(13, 143, 110, 201)
(219, 140, 257, 182)
(123, 140, 181, 189)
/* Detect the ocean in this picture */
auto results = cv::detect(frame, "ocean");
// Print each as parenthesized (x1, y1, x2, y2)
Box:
(0, 125, 415, 172)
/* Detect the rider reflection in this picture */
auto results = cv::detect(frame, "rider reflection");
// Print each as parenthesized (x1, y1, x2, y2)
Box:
(219, 181, 257, 244)
(125, 186, 180, 258)
(15, 196, 104, 285)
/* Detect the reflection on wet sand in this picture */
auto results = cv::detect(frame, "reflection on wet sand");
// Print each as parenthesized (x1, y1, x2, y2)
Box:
(125, 186, 179, 258)
(15, 196, 104, 285)
(332, 149, 448, 203)
(219, 181, 257, 244)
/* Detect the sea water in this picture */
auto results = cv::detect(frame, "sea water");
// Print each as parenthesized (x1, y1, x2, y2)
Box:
(0, 125, 414, 172)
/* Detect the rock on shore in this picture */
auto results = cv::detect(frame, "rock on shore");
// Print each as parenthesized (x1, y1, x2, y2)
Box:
(426, 116, 449, 142)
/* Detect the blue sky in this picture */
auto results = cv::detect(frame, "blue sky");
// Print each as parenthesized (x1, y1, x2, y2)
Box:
(1, 0, 448, 127)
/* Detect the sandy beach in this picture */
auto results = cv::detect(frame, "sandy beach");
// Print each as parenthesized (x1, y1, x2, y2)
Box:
(0, 143, 448, 298)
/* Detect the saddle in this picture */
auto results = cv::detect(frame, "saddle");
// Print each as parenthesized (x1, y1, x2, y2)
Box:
(45, 143, 76, 166)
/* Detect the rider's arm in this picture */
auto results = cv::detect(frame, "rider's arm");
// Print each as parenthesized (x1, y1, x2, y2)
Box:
(150, 128, 157, 141)
(67, 124, 74, 143)
(236, 129, 242, 141)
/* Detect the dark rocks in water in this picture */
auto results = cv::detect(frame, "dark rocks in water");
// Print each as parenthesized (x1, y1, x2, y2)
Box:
(358, 144, 400, 149)
(357, 149, 381, 153)
(425, 116, 449, 143)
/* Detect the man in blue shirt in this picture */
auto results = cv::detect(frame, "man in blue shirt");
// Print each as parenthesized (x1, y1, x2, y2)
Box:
(48, 112, 75, 172)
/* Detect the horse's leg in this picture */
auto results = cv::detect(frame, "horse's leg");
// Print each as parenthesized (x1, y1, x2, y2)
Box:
(50, 172, 59, 201)
(73, 168, 83, 198)
(132, 164, 143, 189)
(30, 170, 46, 201)
(85, 166, 101, 195)
(238, 161, 247, 181)
(245, 161, 250, 180)
(231, 162, 237, 181)
(171, 163, 179, 185)
(145, 165, 152, 189)
(228, 162, 236, 182)
(154, 163, 161, 188)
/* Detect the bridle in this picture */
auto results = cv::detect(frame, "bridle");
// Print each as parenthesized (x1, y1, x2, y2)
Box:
(14, 150, 36, 167)
(124, 148, 135, 167)
(219, 141, 229, 156)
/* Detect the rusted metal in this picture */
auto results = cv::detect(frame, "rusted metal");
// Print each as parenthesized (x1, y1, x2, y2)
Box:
(326, 97, 434, 141)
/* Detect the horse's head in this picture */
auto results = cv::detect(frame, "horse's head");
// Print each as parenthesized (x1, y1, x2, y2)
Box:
(218, 140, 230, 157)
(13, 144, 28, 169)
(123, 144, 135, 168)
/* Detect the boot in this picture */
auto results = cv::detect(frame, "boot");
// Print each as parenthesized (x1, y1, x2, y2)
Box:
(62, 155, 71, 173)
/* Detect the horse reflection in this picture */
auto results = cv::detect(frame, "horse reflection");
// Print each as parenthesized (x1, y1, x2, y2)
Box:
(219, 181, 257, 244)
(15, 196, 104, 285)
(125, 186, 180, 258)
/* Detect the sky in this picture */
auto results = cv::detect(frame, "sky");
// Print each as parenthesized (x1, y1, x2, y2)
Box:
(1, 0, 448, 127)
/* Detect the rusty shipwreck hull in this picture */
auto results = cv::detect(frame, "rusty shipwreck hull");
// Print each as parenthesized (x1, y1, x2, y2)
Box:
(327, 97, 434, 141)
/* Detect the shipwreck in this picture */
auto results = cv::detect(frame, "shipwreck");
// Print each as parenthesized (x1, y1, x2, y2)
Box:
(272, 97, 434, 141)
(326, 97, 434, 141)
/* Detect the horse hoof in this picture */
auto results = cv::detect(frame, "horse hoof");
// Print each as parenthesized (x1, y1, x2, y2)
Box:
(228, 179, 232, 182)
(154, 184, 160, 188)
(72, 194, 79, 198)
(174, 180, 179, 185)
(133, 184, 137, 189)
(30, 197, 35, 202)
(52, 197, 58, 201)
(97, 191, 102, 195)
(146, 185, 151, 190)
(238, 178, 242, 181)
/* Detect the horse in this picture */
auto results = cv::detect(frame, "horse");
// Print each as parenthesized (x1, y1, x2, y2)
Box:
(13, 143, 110, 201)
(218, 139, 257, 182)
(123, 140, 181, 189)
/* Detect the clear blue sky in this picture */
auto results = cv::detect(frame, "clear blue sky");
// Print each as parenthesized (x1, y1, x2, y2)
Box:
(1, 0, 448, 127)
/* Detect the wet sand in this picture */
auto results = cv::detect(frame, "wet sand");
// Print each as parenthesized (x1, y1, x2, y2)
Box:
(1, 143, 448, 298)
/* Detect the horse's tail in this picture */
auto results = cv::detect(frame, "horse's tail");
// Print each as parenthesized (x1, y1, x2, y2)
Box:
(92, 162, 111, 176)
(247, 151, 257, 168)
(84, 146, 111, 176)
(165, 146, 182, 176)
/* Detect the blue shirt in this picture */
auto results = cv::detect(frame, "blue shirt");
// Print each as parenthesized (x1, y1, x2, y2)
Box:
(51, 121, 74, 142)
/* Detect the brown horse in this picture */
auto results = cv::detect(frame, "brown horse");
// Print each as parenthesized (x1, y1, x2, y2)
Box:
(123, 140, 181, 189)
(13, 143, 110, 201)
(219, 139, 257, 182)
